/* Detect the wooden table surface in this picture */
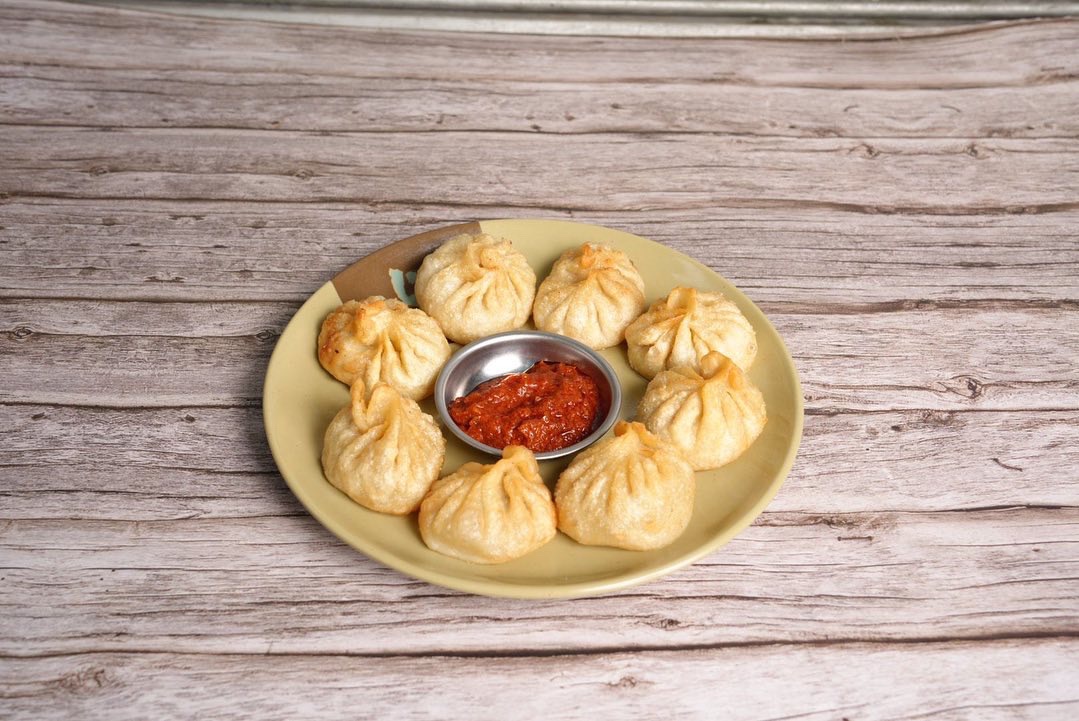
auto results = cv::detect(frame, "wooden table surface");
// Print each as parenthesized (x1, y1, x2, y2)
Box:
(2, 1, 1078, 717)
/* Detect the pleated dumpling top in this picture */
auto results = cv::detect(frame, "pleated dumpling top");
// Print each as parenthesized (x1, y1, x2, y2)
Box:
(636, 352, 767, 471)
(554, 421, 695, 551)
(418, 445, 556, 564)
(624, 286, 757, 379)
(532, 242, 647, 349)
(321, 380, 447, 515)
(317, 296, 451, 400)
(414, 232, 537, 344)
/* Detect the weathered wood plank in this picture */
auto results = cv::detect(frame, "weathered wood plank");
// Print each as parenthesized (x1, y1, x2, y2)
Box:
(4, 129, 1076, 213)
(0, 509, 1076, 654)
(0, 332, 281, 406)
(0, 2, 1074, 716)
(0, 465, 290, 522)
(4, 65, 1077, 139)
(3, 0, 1078, 90)
(2, 201, 1077, 304)
(1, 2, 1077, 715)
(1, 640, 1078, 721)
(3, 301, 1077, 410)
(2, 405, 1077, 518)
(0, 299, 297, 338)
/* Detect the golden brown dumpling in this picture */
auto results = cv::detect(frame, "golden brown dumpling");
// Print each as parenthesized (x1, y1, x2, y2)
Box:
(414, 233, 536, 344)
(318, 296, 451, 400)
(418, 445, 556, 564)
(637, 352, 767, 471)
(322, 380, 447, 514)
(624, 287, 757, 379)
(554, 421, 694, 551)
(532, 243, 647, 349)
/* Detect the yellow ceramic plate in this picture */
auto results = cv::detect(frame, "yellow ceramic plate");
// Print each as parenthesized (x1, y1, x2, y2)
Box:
(263, 219, 802, 598)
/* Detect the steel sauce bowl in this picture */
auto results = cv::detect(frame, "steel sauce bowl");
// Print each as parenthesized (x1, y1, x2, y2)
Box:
(434, 330, 622, 461)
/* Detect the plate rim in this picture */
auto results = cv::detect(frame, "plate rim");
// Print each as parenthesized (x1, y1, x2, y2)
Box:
(263, 218, 804, 599)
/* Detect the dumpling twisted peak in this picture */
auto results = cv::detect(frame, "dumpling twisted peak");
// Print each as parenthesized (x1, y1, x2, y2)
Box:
(554, 421, 695, 551)
(317, 296, 451, 400)
(637, 351, 767, 471)
(414, 233, 537, 344)
(532, 242, 647, 349)
(322, 380, 447, 515)
(624, 286, 757, 379)
(418, 445, 557, 564)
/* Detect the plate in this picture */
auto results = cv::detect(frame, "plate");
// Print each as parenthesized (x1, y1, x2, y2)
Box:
(263, 219, 802, 599)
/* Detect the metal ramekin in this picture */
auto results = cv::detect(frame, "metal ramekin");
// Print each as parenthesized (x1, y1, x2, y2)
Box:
(434, 330, 622, 461)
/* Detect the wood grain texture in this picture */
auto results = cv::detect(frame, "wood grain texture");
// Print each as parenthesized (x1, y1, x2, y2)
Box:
(5, 64, 1079, 139)
(2, 201, 1078, 304)
(4, 128, 1077, 214)
(3, 300, 1077, 410)
(2, 0, 1078, 717)
(2, 641, 1077, 721)
(3, 0, 1079, 88)
(2, 403, 1078, 519)
(1, 508, 1076, 655)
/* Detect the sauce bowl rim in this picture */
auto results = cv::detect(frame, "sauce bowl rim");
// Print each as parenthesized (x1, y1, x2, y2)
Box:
(433, 329, 623, 461)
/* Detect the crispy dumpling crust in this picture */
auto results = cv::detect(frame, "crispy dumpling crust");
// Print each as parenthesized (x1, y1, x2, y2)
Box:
(317, 296, 451, 400)
(624, 287, 757, 379)
(637, 352, 767, 471)
(416, 444, 556, 561)
(418, 445, 556, 564)
(322, 380, 447, 515)
(554, 421, 695, 551)
(532, 243, 647, 350)
(414, 233, 537, 344)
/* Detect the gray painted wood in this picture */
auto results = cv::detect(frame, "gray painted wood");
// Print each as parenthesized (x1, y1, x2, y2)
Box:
(2, 509, 1077, 657)
(1, 1, 1077, 718)
(3, 203, 1078, 304)
(2, 301, 1077, 409)
(3, 405, 1077, 516)
(3, 640, 1076, 720)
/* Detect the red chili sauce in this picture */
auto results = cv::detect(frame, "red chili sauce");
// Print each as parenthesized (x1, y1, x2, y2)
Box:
(448, 361, 602, 453)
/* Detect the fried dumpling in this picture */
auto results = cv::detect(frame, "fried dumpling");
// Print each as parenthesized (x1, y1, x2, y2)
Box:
(418, 445, 556, 564)
(637, 352, 767, 471)
(414, 232, 537, 344)
(554, 421, 694, 551)
(318, 296, 451, 400)
(624, 287, 757, 379)
(532, 243, 647, 349)
(322, 380, 447, 515)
